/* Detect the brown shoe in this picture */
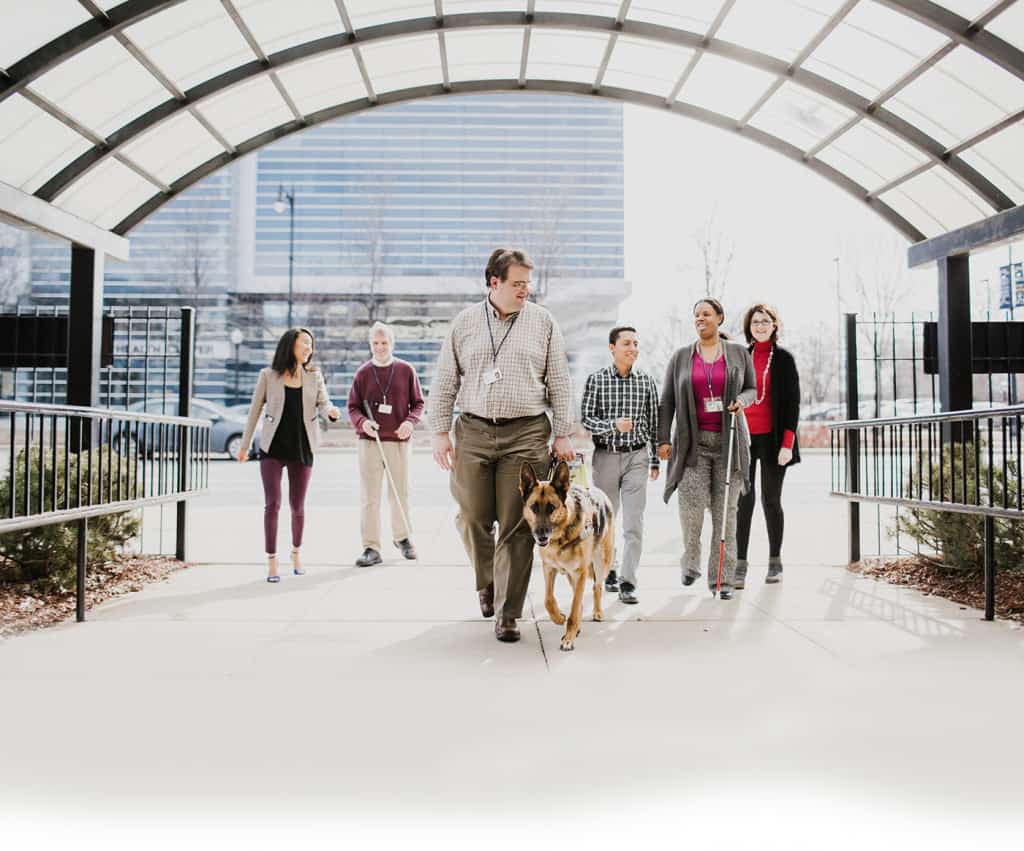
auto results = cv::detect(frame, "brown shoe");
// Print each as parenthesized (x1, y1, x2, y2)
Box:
(494, 615, 520, 643)
(478, 583, 495, 618)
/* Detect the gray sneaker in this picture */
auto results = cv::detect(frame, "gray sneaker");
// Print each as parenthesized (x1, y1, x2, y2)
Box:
(766, 557, 783, 583)
(734, 559, 748, 590)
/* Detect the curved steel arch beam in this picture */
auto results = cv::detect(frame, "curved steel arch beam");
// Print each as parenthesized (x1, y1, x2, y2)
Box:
(37, 12, 1014, 214)
(875, 0, 1024, 82)
(110, 79, 926, 242)
(0, 0, 185, 103)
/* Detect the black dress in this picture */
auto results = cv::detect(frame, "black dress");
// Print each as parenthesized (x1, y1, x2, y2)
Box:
(265, 385, 313, 467)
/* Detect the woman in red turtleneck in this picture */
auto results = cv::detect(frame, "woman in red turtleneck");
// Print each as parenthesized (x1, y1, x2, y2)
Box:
(735, 304, 801, 588)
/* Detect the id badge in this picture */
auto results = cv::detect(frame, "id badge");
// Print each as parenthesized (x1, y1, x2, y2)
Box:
(704, 396, 723, 414)
(483, 368, 502, 385)
(377, 403, 393, 415)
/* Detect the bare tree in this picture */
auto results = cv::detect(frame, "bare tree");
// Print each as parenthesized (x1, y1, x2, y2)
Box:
(0, 223, 29, 306)
(694, 210, 735, 301)
(641, 303, 689, 388)
(503, 180, 574, 302)
(347, 178, 392, 323)
(792, 322, 839, 406)
(843, 234, 915, 415)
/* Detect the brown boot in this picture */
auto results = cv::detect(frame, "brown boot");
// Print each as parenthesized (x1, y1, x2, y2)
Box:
(494, 615, 520, 643)
(478, 583, 495, 618)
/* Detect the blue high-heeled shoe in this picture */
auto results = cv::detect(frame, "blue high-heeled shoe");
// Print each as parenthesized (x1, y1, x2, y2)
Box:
(292, 549, 305, 575)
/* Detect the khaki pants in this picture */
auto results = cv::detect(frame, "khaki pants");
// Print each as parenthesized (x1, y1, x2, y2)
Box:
(451, 413, 551, 619)
(358, 438, 411, 550)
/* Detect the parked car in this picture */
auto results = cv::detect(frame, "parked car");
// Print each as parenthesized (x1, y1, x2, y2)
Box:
(118, 398, 260, 459)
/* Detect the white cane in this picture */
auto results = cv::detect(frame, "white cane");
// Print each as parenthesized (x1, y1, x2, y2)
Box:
(363, 401, 416, 562)
(714, 410, 738, 597)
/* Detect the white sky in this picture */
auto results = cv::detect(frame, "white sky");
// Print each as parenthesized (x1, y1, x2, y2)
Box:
(621, 104, 1022, 340)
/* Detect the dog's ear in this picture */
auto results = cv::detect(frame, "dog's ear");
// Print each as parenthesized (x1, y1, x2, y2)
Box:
(551, 460, 571, 499)
(519, 462, 539, 499)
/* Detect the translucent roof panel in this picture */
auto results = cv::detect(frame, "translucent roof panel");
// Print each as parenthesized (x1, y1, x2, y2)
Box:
(360, 34, 443, 94)
(0, 0, 1021, 242)
(0, 96, 93, 193)
(535, 0, 621, 15)
(601, 36, 694, 99)
(124, 0, 256, 93)
(715, 0, 847, 65)
(679, 53, 778, 121)
(987, 3, 1024, 53)
(53, 157, 161, 230)
(879, 166, 992, 236)
(274, 51, 367, 115)
(0, 0, 91, 70)
(626, 0, 724, 33)
(444, 29, 523, 82)
(344, 1, 437, 31)
(120, 111, 224, 184)
(886, 46, 1024, 148)
(234, 0, 345, 55)
(817, 119, 929, 191)
(960, 123, 1024, 205)
(194, 75, 294, 147)
(30, 39, 170, 139)
(804, 2, 949, 101)
(748, 81, 856, 152)
(527, 29, 609, 85)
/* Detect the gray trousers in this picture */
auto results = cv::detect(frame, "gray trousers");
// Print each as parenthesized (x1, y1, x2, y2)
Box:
(450, 413, 551, 619)
(592, 448, 649, 587)
(678, 430, 741, 591)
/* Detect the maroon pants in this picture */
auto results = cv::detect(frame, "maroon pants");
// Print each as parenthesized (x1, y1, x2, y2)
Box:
(259, 457, 313, 555)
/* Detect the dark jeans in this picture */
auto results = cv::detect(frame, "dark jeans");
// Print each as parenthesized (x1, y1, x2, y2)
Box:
(259, 457, 313, 555)
(736, 433, 787, 560)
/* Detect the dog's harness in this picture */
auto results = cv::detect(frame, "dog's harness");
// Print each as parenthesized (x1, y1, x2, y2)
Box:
(559, 492, 594, 548)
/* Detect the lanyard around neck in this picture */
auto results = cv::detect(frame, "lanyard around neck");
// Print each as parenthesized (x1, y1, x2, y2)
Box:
(484, 301, 518, 365)
(372, 362, 396, 401)
(697, 343, 721, 397)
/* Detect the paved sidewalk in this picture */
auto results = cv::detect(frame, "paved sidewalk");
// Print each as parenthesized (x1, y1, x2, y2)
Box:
(1, 452, 1022, 849)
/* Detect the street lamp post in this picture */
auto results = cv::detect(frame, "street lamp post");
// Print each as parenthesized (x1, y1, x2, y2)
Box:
(230, 327, 243, 404)
(273, 185, 296, 329)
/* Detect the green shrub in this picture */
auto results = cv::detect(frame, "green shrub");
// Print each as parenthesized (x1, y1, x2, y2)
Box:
(897, 439, 1024, 571)
(0, 448, 140, 591)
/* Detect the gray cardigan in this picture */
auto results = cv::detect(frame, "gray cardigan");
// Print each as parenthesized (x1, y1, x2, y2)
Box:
(241, 366, 335, 456)
(657, 340, 757, 504)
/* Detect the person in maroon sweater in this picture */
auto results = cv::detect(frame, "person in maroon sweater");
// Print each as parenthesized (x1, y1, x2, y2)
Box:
(736, 303, 801, 587)
(347, 322, 425, 567)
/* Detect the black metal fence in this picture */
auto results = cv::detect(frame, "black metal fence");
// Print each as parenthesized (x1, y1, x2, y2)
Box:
(829, 404, 1024, 621)
(0, 400, 211, 621)
(850, 312, 1022, 419)
(1, 305, 188, 411)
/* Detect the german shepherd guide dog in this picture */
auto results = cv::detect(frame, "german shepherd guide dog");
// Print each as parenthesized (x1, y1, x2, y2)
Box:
(519, 460, 615, 651)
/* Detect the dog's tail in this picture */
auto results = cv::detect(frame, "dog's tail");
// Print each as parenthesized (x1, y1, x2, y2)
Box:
(589, 490, 614, 580)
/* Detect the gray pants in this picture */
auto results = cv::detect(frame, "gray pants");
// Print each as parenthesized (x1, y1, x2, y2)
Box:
(592, 448, 648, 587)
(678, 431, 740, 591)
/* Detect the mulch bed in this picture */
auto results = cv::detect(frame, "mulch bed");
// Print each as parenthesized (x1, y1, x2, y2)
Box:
(0, 555, 187, 639)
(850, 556, 1024, 623)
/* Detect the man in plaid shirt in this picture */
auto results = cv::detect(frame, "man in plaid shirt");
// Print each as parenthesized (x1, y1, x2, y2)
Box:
(581, 326, 660, 604)
(430, 248, 575, 644)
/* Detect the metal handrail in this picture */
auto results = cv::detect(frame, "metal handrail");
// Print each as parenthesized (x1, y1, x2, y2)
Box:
(829, 403, 1024, 430)
(0, 399, 210, 428)
(827, 405, 1023, 621)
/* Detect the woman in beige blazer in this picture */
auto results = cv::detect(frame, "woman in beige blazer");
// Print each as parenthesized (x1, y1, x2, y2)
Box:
(238, 328, 340, 582)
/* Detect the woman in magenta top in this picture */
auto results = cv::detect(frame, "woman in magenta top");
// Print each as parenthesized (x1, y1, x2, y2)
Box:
(735, 303, 801, 587)
(657, 298, 756, 599)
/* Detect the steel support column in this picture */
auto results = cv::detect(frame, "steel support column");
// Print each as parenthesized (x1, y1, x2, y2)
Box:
(937, 255, 973, 443)
(176, 307, 195, 561)
(845, 312, 860, 564)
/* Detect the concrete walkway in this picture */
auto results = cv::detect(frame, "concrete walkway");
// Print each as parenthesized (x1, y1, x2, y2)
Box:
(1, 452, 1022, 849)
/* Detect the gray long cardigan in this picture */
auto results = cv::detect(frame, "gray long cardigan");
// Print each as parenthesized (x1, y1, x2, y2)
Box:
(657, 340, 757, 504)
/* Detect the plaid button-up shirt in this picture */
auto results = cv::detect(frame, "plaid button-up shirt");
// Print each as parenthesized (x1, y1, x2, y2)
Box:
(427, 297, 574, 436)
(581, 364, 660, 468)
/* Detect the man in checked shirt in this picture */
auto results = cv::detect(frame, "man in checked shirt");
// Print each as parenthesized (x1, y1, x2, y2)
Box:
(429, 248, 576, 644)
(580, 326, 660, 605)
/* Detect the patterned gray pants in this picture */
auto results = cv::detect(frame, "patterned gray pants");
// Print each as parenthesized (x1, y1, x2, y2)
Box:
(678, 430, 741, 591)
